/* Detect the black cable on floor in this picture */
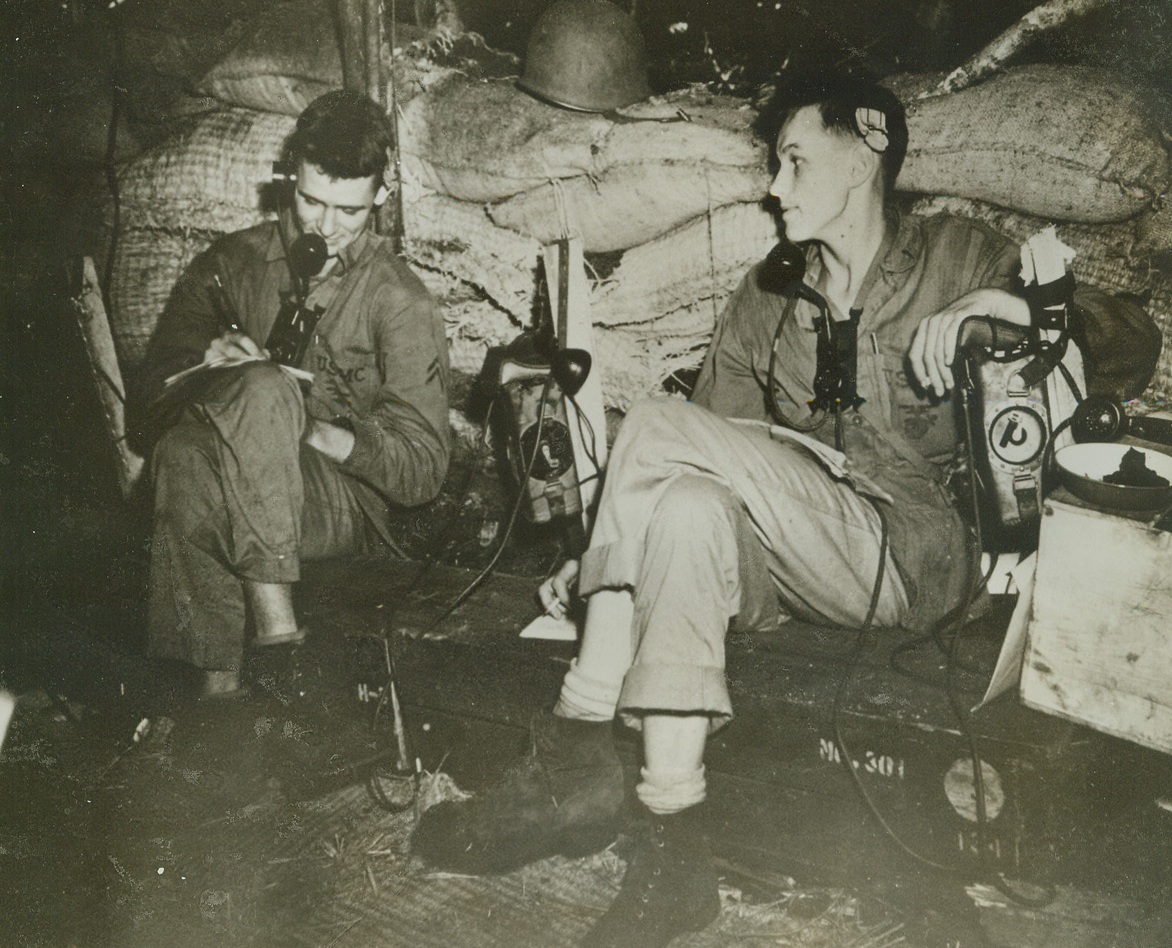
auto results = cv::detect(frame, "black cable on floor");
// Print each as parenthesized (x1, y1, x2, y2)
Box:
(834, 527, 1056, 906)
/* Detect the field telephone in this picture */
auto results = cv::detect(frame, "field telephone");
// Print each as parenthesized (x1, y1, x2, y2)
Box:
(480, 333, 591, 526)
(955, 229, 1085, 552)
(479, 239, 593, 535)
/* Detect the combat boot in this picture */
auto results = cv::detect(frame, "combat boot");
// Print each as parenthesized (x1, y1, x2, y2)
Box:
(581, 804, 720, 948)
(411, 711, 625, 874)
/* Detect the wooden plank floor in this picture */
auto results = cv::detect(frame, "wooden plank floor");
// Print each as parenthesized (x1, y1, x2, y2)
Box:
(295, 553, 1172, 947)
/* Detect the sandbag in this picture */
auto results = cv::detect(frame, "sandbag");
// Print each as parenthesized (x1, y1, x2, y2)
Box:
(591, 202, 778, 327)
(196, 0, 513, 117)
(911, 196, 1146, 296)
(487, 163, 769, 252)
(400, 192, 541, 323)
(399, 77, 608, 201)
(894, 66, 1169, 223)
(196, 0, 346, 116)
(107, 226, 221, 369)
(117, 108, 295, 233)
(592, 321, 712, 411)
(1136, 203, 1172, 260)
(399, 77, 766, 204)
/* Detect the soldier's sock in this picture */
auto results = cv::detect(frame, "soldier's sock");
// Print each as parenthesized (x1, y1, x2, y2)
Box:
(636, 764, 707, 815)
(553, 658, 622, 722)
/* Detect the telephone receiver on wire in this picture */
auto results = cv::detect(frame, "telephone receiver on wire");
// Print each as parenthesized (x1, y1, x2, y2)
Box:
(757, 238, 806, 295)
(1071, 394, 1172, 446)
(270, 160, 329, 298)
(290, 233, 328, 281)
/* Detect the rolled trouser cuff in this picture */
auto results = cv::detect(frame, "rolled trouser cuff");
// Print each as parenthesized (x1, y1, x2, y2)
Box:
(617, 663, 732, 734)
(579, 536, 642, 597)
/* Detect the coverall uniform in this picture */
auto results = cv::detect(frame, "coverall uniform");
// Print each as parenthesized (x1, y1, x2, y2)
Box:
(138, 213, 450, 672)
(575, 211, 1158, 731)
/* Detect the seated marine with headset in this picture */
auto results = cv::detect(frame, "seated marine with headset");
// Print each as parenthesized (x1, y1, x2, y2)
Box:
(411, 69, 1160, 948)
(133, 90, 450, 701)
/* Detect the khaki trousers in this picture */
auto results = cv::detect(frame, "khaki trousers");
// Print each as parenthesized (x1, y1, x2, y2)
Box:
(148, 362, 373, 670)
(577, 399, 910, 729)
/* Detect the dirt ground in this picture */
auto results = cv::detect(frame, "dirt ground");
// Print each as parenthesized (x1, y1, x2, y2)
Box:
(0, 588, 923, 948)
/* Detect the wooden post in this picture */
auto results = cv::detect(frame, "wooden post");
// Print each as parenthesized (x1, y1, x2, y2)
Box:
(542, 239, 608, 531)
(364, 0, 384, 109)
(334, 0, 369, 96)
(73, 257, 143, 498)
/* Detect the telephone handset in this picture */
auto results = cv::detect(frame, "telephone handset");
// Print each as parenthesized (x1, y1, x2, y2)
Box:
(263, 158, 329, 368)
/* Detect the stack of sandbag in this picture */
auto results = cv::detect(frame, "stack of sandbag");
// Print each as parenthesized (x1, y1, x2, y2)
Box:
(397, 75, 777, 407)
(399, 63, 1170, 408)
(105, 24, 494, 373)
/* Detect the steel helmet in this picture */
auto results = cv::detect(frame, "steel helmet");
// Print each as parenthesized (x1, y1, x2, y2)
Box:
(518, 0, 651, 112)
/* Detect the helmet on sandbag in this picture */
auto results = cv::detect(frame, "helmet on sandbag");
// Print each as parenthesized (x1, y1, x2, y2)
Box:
(518, 0, 651, 112)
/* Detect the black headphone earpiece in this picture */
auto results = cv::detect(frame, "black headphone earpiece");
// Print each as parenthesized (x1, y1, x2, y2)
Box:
(1070, 394, 1129, 443)
(272, 159, 297, 186)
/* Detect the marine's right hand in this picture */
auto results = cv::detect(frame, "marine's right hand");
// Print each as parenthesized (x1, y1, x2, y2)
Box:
(538, 559, 580, 617)
(204, 330, 265, 363)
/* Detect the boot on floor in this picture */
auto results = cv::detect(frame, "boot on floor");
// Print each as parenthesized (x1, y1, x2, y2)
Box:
(581, 804, 720, 948)
(411, 711, 625, 874)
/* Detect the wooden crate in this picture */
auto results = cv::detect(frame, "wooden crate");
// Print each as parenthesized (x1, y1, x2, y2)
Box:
(1024, 494, 1172, 754)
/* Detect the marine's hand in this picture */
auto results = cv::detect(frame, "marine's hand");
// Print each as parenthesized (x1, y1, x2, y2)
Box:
(908, 288, 1029, 397)
(538, 559, 580, 617)
(204, 330, 265, 363)
(304, 418, 356, 463)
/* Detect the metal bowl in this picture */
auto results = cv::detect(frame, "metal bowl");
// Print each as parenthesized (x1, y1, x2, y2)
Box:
(1055, 442, 1172, 512)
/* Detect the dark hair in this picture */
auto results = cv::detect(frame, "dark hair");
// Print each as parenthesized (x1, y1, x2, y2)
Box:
(287, 90, 394, 181)
(755, 71, 909, 195)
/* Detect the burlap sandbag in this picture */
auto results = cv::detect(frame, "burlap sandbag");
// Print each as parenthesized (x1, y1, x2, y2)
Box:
(399, 76, 765, 205)
(486, 162, 770, 252)
(399, 77, 607, 201)
(196, 0, 345, 116)
(196, 0, 515, 118)
(107, 226, 222, 370)
(400, 192, 541, 323)
(591, 202, 779, 328)
(117, 107, 294, 233)
(895, 66, 1169, 223)
(592, 320, 713, 411)
(1136, 203, 1172, 259)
